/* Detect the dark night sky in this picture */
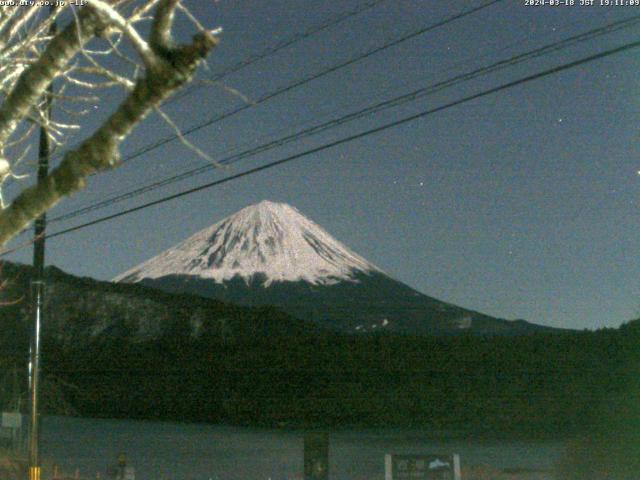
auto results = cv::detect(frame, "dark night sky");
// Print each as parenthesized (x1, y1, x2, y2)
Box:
(4, 0, 640, 330)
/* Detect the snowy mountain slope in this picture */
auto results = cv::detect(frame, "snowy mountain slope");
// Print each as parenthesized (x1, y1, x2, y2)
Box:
(116, 200, 558, 336)
(115, 200, 380, 287)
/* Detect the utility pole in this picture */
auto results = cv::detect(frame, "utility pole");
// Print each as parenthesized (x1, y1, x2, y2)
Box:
(304, 433, 329, 480)
(28, 8, 55, 480)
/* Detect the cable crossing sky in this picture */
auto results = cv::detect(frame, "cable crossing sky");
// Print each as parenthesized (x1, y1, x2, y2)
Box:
(15, 36, 636, 252)
(47, 13, 640, 226)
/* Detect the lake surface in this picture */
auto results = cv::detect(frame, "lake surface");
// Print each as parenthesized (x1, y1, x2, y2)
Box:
(40, 416, 565, 480)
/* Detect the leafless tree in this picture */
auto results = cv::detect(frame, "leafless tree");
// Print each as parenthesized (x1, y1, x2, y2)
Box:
(0, 0, 220, 246)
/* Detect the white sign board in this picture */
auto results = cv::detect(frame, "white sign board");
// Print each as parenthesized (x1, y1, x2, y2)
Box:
(123, 467, 135, 480)
(1, 412, 22, 429)
(385, 453, 461, 480)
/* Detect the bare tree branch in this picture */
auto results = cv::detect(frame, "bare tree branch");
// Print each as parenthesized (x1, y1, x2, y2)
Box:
(87, 0, 157, 69)
(0, 11, 219, 245)
(0, 1, 221, 246)
(0, 7, 105, 147)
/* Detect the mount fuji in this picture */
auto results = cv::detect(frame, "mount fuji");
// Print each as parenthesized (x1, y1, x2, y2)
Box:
(115, 201, 554, 336)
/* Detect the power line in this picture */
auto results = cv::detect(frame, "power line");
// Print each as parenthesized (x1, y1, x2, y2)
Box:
(36, 38, 640, 245)
(44, 0, 389, 166)
(101, 0, 505, 167)
(64, 9, 605, 209)
(185, 0, 389, 90)
(137, 0, 389, 107)
(47, 0, 507, 223)
(48, 13, 640, 225)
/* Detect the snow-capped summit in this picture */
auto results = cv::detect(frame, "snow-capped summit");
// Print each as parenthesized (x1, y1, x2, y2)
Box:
(115, 200, 380, 287)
